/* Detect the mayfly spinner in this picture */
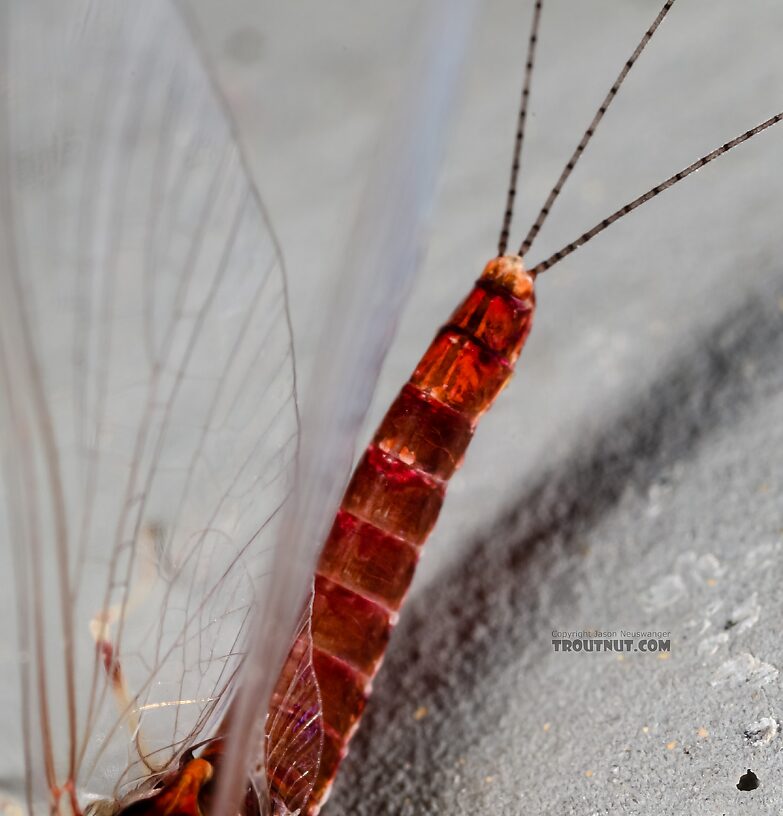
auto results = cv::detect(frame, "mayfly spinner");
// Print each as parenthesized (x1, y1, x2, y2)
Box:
(0, 1, 781, 815)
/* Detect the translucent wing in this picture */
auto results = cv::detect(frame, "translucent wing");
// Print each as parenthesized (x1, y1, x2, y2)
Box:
(263, 600, 322, 815)
(0, 0, 298, 810)
(213, 1, 478, 813)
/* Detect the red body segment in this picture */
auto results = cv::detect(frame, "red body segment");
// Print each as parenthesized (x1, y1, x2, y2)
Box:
(411, 329, 512, 417)
(318, 511, 419, 611)
(269, 256, 536, 813)
(342, 446, 445, 544)
(374, 383, 473, 479)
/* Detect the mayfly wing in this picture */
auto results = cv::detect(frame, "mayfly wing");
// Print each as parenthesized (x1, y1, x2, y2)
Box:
(211, 1, 478, 814)
(261, 603, 322, 815)
(0, 0, 298, 811)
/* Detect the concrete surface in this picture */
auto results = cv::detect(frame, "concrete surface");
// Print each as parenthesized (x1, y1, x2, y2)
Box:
(2, 0, 781, 813)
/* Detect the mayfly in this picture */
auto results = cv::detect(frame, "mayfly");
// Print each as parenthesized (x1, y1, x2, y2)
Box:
(0, 2, 781, 816)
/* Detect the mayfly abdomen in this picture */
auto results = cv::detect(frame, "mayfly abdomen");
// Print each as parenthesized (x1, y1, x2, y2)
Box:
(268, 255, 535, 812)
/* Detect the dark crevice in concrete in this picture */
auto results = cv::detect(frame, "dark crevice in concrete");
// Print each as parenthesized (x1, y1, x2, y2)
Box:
(737, 769, 760, 791)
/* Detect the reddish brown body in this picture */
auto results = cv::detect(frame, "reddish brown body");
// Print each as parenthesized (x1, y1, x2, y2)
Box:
(113, 257, 535, 816)
(269, 256, 536, 813)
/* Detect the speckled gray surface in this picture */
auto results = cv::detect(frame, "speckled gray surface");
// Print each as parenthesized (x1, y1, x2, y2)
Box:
(330, 283, 783, 815)
(143, 1, 783, 813)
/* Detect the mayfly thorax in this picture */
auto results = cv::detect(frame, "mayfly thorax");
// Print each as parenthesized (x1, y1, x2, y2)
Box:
(1, 1, 782, 815)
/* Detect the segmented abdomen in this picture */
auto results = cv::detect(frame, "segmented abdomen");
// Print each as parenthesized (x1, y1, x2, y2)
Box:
(269, 256, 535, 813)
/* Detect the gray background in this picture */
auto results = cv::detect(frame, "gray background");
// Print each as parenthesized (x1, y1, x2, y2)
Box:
(195, 1, 783, 813)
